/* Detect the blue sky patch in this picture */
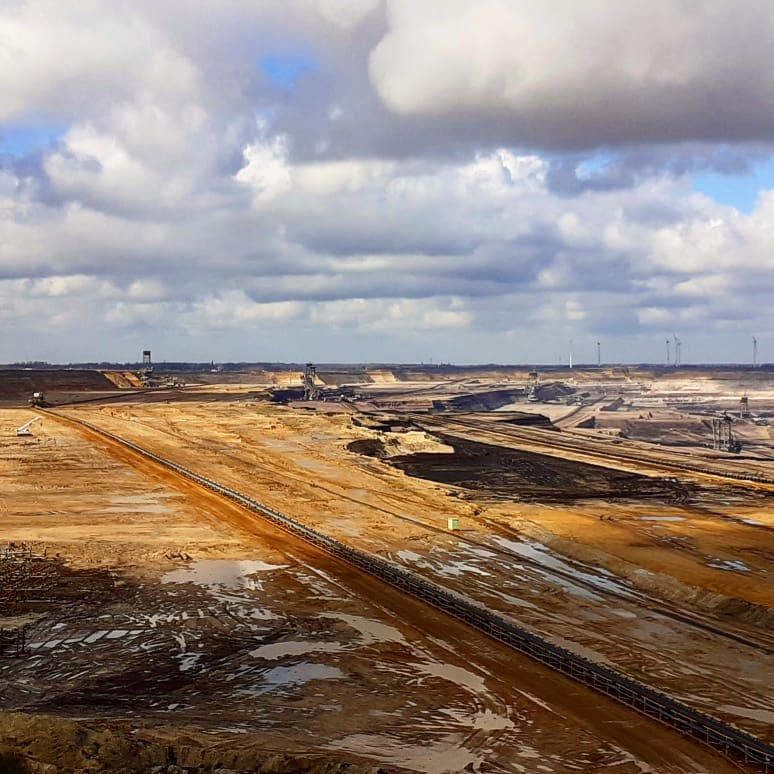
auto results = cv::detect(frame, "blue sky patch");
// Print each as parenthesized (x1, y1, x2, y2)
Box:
(260, 51, 317, 90)
(693, 155, 774, 213)
(575, 152, 614, 179)
(0, 122, 65, 157)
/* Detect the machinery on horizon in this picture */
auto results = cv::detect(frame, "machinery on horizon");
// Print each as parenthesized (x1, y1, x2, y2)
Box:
(140, 350, 153, 385)
(16, 417, 41, 437)
(527, 369, 540, 402)
(740, 395, 750, 418)
(302, 363, 320, 401)
(29, 391, 47, 407)
(710, 414, 742, 454)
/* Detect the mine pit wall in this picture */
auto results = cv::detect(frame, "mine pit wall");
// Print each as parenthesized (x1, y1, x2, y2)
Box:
(439, 389, 527, 412)
(40, 409, 774, 772)
(0, 370, 119, 404)
(100, 371, 143, 389)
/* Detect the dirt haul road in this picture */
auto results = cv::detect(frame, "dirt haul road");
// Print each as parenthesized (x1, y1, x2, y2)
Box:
(0, 404, 755, 773)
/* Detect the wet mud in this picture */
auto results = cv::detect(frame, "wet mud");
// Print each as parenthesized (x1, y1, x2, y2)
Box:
(389, 436, 696, 502)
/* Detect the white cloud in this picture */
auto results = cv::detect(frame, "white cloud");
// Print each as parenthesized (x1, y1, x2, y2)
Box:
(309, 297, 472, 332)
(1, 1, 774, 363)
(370, 0, 774, 146)
(185, 291, 304, 331)
(0, 1, 199, 122)
(235, 133, 293, 204)
(297, 0, 380, 29)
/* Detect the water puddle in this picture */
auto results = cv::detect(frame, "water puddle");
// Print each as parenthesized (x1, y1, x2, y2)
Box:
(396, 549, 493, 580)
(162, 560, 287, 590)
(318, 612, 406, 646)
(250, 640, 343, 660)
(241, 663, 344, 696)
(415, 660, 488, 694)
(492, 537, 635, 600)
(461, 545, 498, 559)
(441, 706, 514, 731)
(706, 559, 751, 573)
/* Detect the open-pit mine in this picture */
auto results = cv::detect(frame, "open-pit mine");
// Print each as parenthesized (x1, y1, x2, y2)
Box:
(1, 364, 773, 773)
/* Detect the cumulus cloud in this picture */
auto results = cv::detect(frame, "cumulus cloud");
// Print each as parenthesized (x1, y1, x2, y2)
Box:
(370, 0, 774, 148)
(0, 1, 199, 122)
(0, 1, 773, 363)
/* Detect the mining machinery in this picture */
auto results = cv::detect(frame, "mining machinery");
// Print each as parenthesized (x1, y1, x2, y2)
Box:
(140, 350, 154, 385)
(302, 363, 320, 401)
(711, 414, 742, 454)
(16, 418, 41, 437)
(29, 392, 48, 407)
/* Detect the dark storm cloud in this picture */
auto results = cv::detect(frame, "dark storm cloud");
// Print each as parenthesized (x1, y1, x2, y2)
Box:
(369, 1, 774, 151)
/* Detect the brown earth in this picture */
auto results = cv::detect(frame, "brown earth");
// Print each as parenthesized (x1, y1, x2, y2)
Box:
(0, 713, 388, 773)
(0, 369, 118, 404)
(102, 371, 144, 389)
(2, 369, 774, 772)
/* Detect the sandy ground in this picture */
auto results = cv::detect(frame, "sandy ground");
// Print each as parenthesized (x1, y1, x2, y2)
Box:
(36, 397, 774, 727)
(0, 403, 759, 773)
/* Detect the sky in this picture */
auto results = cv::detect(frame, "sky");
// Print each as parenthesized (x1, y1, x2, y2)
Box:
(1, 1, 774, 365)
